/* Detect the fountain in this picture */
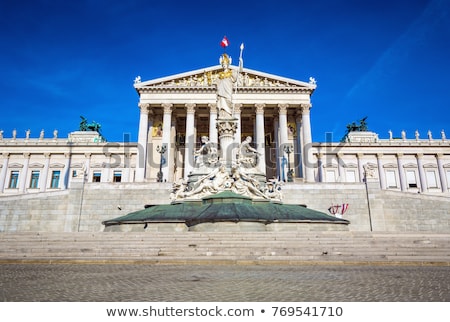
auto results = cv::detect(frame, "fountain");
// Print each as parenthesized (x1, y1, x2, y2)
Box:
(103, 49, 349, 232)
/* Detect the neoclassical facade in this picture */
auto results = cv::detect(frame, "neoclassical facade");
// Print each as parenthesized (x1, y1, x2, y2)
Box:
(0, 65, 449, 196)
(133, 65, 316, 184)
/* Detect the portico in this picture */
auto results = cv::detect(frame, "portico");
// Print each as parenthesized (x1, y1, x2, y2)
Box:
(133, 65, 316, 183)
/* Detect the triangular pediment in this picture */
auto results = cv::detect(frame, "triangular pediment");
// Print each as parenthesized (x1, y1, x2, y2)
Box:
(134, 65, 316, 92)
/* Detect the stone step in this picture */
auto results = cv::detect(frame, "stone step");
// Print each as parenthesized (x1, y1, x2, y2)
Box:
(1, 231, 449, 264)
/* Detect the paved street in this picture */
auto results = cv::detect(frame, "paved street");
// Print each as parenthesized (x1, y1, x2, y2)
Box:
(1, 263, 449, 302)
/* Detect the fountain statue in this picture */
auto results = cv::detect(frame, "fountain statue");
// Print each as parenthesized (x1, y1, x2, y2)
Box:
(169, 48, 279, 203)
(103, 42, 348, 231)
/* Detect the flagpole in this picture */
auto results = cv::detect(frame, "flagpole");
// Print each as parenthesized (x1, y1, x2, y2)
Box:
(232, 43, 244, 118)
(234, 42, 244, 96)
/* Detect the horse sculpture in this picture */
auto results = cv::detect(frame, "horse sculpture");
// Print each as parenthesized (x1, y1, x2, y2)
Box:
(79, 116, 101, 132)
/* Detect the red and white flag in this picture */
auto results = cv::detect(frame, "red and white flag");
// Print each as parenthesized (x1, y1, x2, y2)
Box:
(341, 203, 349, 215)
(220, 36, 229, 48)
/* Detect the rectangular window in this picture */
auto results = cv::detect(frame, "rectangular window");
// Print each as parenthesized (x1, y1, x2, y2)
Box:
(325, 170, 336, 182)
(406, 170, 417, 188)
(386, 170, 397, 188)
(92, 172, 101, 182)
(113, 171, 122, 183)
(426, 170, 438, 188)
(50, 170, 60, 188)
(346, 170, 356, 182)
(8, 171, 19, 189)
(29, 171, 40, 188)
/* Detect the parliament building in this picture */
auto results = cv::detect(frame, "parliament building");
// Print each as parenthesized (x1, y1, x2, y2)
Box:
(1, 62, 449, 233)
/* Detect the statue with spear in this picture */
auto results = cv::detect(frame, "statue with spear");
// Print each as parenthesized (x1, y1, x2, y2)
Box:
(216, 36, 244, 119)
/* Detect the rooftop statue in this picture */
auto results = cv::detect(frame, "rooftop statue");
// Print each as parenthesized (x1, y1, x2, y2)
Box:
(79, 116, 101, 132)
(79, 116, 106, 142)
(341, 116, 369, 142)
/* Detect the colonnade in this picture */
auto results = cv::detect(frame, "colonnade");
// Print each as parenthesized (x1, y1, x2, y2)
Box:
(316, 152, 449, 193)
(136, 102, 314, 183)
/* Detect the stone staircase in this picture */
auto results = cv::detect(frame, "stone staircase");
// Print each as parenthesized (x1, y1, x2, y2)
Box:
(0, 231, 449, 265)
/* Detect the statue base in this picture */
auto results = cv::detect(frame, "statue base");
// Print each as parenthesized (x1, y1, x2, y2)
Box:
(68, 131, 104, 143)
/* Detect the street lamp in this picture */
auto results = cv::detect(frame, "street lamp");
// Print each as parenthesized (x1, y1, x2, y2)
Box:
(156, 145, 167, 182)
(284, 144, 294, 182)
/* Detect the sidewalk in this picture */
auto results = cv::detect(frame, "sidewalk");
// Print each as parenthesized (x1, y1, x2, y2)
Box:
(1, 263, 449, 302)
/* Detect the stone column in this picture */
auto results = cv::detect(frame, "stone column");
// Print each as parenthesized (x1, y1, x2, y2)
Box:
(273, 118, 280, 179)
(40, 153, 51, 192)
(396, 153, 407, 191)
(376, 153, 386, 189)
(62, 152, 71, 189)
(161, 103, 173, 182)
(103, 153, 112, 182)
(255, 104, 266, 175)
(184, 103, 196, 180)
(208, 103, 218, 145)
(278, 104, 289, 181)
(0, 153, 10, 193)
(301, 104, 314, 182)
(278, 104, 289, 145)
(337, 153, 344, 182)
(136, 103, 150, 182)
(416, 153, 427, 192)
(233, 103, 242, 145)
(123, 153, 131, 183)
(436, 153, 448, 192)
(317, 153, 324, 182)
(295, 113, 303, 179)
(19, 153, 30, 193)
(356, 153, 364, 182)
(84, 153, 91, 183)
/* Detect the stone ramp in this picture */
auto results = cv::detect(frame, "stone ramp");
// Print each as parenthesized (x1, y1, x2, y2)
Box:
(0, 231, 449, 265)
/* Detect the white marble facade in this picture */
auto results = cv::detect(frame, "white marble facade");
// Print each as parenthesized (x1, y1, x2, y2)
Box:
(1, 65, 449, 195)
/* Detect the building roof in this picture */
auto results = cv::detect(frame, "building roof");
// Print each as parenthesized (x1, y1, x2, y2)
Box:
(134, 65, 316, 92)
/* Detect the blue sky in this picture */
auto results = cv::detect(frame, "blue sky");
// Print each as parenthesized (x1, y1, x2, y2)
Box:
(1, 0, 449, 143)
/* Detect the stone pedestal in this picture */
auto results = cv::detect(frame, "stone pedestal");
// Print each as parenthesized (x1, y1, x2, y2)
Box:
(68, 131, 104, 143)
(216, 118, 238, 166)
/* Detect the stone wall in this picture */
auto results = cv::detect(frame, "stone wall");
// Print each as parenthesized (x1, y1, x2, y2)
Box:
(0, 181, 449, 232)
(0, 182, 172, 232)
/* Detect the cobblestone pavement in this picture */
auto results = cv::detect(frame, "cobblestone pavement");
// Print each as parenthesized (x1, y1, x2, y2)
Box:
(1, 264, 449, 302)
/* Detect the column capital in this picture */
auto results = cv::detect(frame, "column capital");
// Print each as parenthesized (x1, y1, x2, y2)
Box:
(356, 153, 364, 159)
(436, 153, 444, 159)
(255, 103, 265, 114)
(162, 103, 173, 114)
(2, 152, 10, 158)
(416, 153, 424, 158)
(185, 103, 196, 114)
(233, 103, 243, 114)
(396, 153, 404, 158)
(376, 153, 384, 158)
(138, 103, 150, 114)
(84, 152, 92, 158)
(337, 153, 344, 158)
(64, 152, 71, 158)
(301, 103, 312, 114)
(278, 103, 289, 115)
(23, 153, 31, 159)
(208, 103, 217, 113)
(43, 152, 51, 158)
